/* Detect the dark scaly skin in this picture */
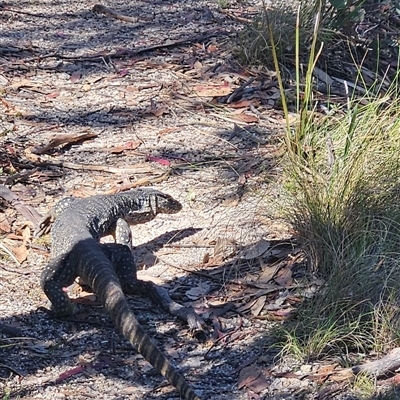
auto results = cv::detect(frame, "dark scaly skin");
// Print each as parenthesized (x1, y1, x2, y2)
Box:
(40, 189, 200, 400)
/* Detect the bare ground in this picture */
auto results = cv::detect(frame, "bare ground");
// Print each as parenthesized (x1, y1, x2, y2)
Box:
(0, 1, 383, 399)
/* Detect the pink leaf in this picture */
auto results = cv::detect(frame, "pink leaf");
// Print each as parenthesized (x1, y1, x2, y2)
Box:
(70, 72, 81, 83)
(56, 366, 86, 383)
(146, 155, 171, 167)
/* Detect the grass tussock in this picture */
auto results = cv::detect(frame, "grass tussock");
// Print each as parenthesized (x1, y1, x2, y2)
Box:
(236, 0, 397, 87)
(281, 92, 400, 360)
(249, 1, 400, 365)
(236, 0, 315, 70)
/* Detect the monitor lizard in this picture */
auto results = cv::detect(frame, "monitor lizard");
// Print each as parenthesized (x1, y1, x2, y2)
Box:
(40, 188, 201, 400)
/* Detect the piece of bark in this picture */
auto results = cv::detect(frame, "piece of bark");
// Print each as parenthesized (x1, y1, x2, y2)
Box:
(352, 348, 400, 376)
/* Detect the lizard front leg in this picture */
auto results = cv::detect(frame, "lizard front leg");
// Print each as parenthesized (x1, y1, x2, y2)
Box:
(101, 242, 140, 293)
(35, 196, 77, 237)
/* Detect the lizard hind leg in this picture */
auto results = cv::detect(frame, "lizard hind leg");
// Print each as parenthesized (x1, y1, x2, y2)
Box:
(101, 243, 140, 294)
(40, 254, 77, 316)
(108, 217, 141, 293)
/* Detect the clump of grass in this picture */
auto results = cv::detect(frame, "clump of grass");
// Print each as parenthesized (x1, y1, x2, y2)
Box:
(236, 1, 316, 69)
(352, 371, 376, 399)
(267, 0, 400, 366)
(236, 0, 391, 85)
(235, 0, 330, 68)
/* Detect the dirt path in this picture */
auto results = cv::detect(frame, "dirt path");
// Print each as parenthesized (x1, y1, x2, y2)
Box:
(0, 1, 306, 399)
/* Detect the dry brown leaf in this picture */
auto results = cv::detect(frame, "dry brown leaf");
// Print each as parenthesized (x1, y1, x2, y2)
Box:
(305, 364, 340, 383)
(273, 371, 303, 379)
(238, 174, 246, 185)
(21, 226, 31, 242)
(185, 283, 210, 300)
(71, 188, 96, 198)
(267, 308, 293, 321)
(121, 386, 141, 395)
(229, 100, 254, 108)
(193, 82, 232, 97)
(221, 193, 240, 207)
(108, 141, 141, 154)
(46, 91, 60, 98)
(72, 293, 97, 304)
(193, 60, 203, 70)
(231, 113, 259, 123)
(257, 264, 280, 284)
(0, 97, 17, 113)
(156, 127, 180, 135)
(214, 237, 237, 260)
(318, 364, 339, 375)
(329, 368, 354, 382)
(246, 373, 270, 393)
(31, 131, 98, 155)
(207, 44, 219, 52)
(56, 365, 86, 383)
(274, 267, 293, 287)
(146, 155, 171, 166)
(11, 244, 29, 263)
(238, 364, 262, 389)
(0, 213, 11, 233)
(147, 100, 169, 117)
(136, 272, 165, 285)
(236, 297, 260, 314)
(250, 295, 266, 316)
(240, 239, 270, 260)
(125, 85, 138, 92)
(5, 225, 31, 263)
(10, 78, 43, 90)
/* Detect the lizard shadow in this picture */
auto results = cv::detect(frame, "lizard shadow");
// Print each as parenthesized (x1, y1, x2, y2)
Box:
(0, 228, 204, 398)
(129, 227, 202, 269)
(2, 235, 388, 400)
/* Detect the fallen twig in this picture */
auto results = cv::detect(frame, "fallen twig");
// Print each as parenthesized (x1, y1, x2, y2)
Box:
(30, 131, 98, 155)
(352, 348, 400, 376)
(92, 4, 140, 23)
(104, 172, 171, 194)
(0, 4, 47, 17)
(329, 348, 400, 382)
(22, 29, 229, 63)
(0, 363, 25, 376)
(0, 262, 35, 275)
(24, 149, 164, 175)
(0, 243, 21, 265)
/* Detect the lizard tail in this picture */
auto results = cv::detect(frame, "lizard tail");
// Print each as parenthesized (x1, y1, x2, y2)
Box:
(101, 281, 201, 400)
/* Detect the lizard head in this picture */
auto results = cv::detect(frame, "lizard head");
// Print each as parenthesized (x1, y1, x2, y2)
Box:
(150, 191, 182, 214)
(121, 189, 182, 225)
